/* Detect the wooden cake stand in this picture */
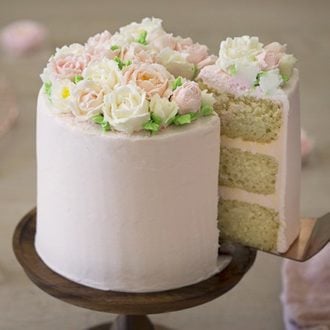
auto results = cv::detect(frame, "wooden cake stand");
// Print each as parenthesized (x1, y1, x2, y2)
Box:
(13, 208, 257, 330)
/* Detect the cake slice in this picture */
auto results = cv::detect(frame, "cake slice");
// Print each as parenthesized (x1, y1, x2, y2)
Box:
(198, 36, 301, 253)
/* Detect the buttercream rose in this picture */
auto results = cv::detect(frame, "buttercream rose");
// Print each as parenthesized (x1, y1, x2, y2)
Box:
(45, 44, 91, 81)
(201, 90, 216, 108)
(83, 58, 123, 92)
(85, 30, 119, 60)
(71, 80, 105, 120)
(258, 69, 283, 94)
(217, 36, 263, 73)
(172, 81, 202, 114)
(257, 42, 286, 70)
(103, 84, 150, 133)
(121, 43, 156, 64)
(279, 54, 297, 79)
(175, 37, 209, 65)
(158, 48, 195, 79)
(150, 94, 178, 127)
(148, 30, 176, 51)
(123, 63, 173, 98)
(48, 79, 75, 114)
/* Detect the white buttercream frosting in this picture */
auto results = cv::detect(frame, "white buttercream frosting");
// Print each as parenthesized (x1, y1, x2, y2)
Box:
(36, 90, 221, 292)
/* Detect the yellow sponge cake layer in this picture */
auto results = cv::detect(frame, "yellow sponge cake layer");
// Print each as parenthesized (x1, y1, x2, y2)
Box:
(214, 93, 282, 143)
(220, 146, 278, 194)
(219, 199, 279, 251)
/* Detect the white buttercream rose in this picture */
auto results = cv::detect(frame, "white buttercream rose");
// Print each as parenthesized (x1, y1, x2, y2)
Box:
(71, 80, 105, 120)
(279, 54, 297, 79)
(123, 63, 173, 98)
(217, 36, 263, 74)
(158, 48, 195, 79)
(201, 90, 216, 108)
(49, 79, 75, 114)
(116, 17, 165, 46)
(148, 30, 176, 51)
(172, 81, 202, 114)
(103, 84, 150, 134)
(83, 58, 123, 92)
(150, 94, 178, 127)
(259, 69, 283, 94)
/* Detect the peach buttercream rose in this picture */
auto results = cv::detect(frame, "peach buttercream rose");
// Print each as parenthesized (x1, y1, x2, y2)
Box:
(123, 63, 173, 98)
(46, 44, 92, 81)
(71, 80, 105, 120)
(172, 81, 202, 114)
(257, 42, 286, 70)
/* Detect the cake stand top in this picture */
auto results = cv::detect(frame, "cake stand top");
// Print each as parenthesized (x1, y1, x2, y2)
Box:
(13, 208, 256, 315)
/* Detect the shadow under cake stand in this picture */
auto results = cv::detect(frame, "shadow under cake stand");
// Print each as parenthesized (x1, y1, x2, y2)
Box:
(13, 208, 257, 330)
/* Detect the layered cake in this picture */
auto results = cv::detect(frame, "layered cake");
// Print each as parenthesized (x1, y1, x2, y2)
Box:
(36, 18, 221, 292)
(198, 36, 300, 253)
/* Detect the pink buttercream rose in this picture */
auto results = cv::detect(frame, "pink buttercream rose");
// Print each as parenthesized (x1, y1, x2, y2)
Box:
(257, 42, 286, 70)
(123, 63, 172, 98)
(172, 81, 202, 114)
(121, 44, 155, 64)
(0, 20, 47, 56)
(85, 30, 119, 60)
(175, 36, 215, 69)
(197, 54, 217, 69)
(48, 47, 92, 80)
(148, 30, 176, 51)
(72, 80, 104, 120)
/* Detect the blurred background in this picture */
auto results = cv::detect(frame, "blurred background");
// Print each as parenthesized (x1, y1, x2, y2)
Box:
(0, 0, 329, 329)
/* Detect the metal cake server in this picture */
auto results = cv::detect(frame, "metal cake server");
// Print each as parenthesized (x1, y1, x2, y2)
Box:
(220, 213, 330, 262)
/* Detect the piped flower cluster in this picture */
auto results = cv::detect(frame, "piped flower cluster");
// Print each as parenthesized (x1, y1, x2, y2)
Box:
(40, 18, 216, 134)
(216, 36, 297, 94)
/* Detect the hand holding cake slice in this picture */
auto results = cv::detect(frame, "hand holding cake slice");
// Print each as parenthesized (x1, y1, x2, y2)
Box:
(198, 36, 301, 253)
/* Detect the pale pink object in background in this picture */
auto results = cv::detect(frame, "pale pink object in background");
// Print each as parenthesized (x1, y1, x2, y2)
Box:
(301, 129, 314, 163)
(0, 76, 18, 138)
(281, 245, 330, 330)
(0, 20, 47, 56)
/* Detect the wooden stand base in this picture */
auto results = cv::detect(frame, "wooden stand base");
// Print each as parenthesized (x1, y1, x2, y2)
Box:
(13, 208, 257, 330)
(89, 315, 154, 330)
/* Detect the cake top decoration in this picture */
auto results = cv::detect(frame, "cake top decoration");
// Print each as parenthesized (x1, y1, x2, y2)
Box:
(215, 36, 297, 95)
(40, 17, 216, 134)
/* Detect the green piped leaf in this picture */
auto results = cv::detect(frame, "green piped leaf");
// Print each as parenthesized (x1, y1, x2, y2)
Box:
(281, 73, 289, 84)
(228, 64, 237, 76)
(101, 121, 111, 132)
(254, 71, 267, 87)
(143, 120, 160, 133)
(151, 113, 162, 125)
(171, 76, 183, 91)
(201, 105, 213, 116)
(73, 75, 83, 84)
(44, 81, 52, 100)
(111, 45, 120, 51)
(173, 113, 192, 126)
(136, 30, 148, 45)
(114, 56, 132, 70)
(92, 114, 105, 124)
(92, 114, 111, 132)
